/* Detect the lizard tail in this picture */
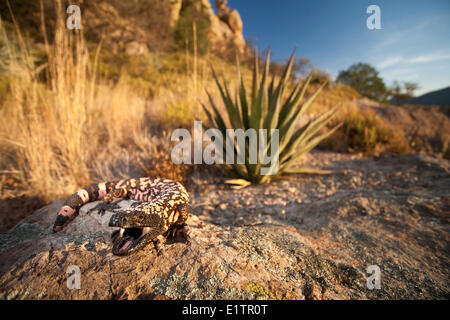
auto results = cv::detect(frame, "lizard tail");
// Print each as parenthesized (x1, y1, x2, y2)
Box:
(53, 181, 116, 232)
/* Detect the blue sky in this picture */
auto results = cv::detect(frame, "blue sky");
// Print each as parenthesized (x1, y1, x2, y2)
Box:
(214, 1, 450, 95)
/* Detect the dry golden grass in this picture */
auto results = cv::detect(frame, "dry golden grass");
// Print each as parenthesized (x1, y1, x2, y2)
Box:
(0, 2, 148, 201)
(0, 1, 249, 202)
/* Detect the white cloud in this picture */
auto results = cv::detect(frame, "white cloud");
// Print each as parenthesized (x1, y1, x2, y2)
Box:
(375, 51, 450, 72)
(380, 68, 420, 85)
(408, 52, 450, 64)
(377, 56, 403, 69)
(367, 15, 450, 95)
(372, 20, 432, 53)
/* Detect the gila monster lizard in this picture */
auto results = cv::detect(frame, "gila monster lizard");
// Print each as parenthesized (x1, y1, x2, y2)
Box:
(53, 178, 190, 256)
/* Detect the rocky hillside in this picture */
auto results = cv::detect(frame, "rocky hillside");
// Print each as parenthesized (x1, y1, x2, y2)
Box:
(404, 86, 450, 107)
(0, 152, 448, 299)
(357, 98, 450, 156)
(0, 0, 247, 56)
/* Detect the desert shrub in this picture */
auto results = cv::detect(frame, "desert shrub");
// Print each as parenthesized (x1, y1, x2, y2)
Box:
(165, 101, 203, 129)
(109, 0, 174, 52)
(322, 110, 409, 155)
(174, 1, 211, 56)
(128, 129, 192, 185)
(137, 152, 192, 185)
(310, 68, 332, 85)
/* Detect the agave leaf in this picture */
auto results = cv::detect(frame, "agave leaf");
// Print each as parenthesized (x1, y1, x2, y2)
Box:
(268, 76, 275, 106)
(260, 50, 271, 121)
(249, 86, 262, 129)
(281, 78, 304, 113)
(251, 50, 260, 107)
(230, 163, 249, 179)
(250, 50, 270, 130)
(283, 106, 339, 152)
(211, 69, 242, 129)
(264, 91, 282, 131)
(278, 121, 310, 163)
(280, 123, 342, 171)
(238, 72, 250, 130)
(205, 125, 249, 179)
(205, 90, 227, 134)
(279, 81, 328, 141)
(268, 52, 295, 114)
(221, 164, 248, 179)
(279, 74, 312, 127)
(298, 107, 340, 144)
(223, 74, 243, 128)
(201, 103, 219, 129)
(234, 85, 244, 128)
(280, 109, 339, 163)
(230, 184, 250, 190)
(283, 168, 332, 175)
(224, 179, 252, 189)
(264, 52, 295, 131)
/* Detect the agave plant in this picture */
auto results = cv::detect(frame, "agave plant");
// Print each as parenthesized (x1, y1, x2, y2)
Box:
(202, 50, 341, 185)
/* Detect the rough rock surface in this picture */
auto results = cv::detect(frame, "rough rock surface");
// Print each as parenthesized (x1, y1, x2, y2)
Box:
(0, 152, 449, 299)
(170, 0, 247, 54)
(215, 0, 243, 35)
(4, 0, 247, 56)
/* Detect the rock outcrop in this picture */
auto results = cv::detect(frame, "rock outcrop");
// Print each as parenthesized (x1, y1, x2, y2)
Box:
(216, 0, 243, 35)
(0, 152, 449, 299)
(169, 0, 247, 54)
(86, 0, 248, 55)
(1, 0, 247, 55)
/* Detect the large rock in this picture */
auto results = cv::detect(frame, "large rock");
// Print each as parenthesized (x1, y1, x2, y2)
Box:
(170, 0, 247, 54)
(2, 0, 247, 56)
(0, 200, 354, 300)
(84, 0, 248, 55)
(216, 0, 243, 34)
(169, 0, 184, 29)
(0, 152, 449, 299)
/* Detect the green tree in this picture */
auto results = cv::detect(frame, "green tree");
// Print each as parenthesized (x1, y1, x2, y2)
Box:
(389, 81, 420, 105)
(337, 63, 387, 102)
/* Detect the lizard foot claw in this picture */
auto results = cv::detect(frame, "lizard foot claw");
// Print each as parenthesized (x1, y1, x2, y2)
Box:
(92, 201, 121, 216)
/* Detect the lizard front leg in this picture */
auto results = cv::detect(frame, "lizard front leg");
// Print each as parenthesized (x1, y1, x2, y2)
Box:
(95, 186, 130, 215)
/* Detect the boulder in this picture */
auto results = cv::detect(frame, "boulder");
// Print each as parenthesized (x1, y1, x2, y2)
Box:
(171, 0, 247, 54)
(216, 0, 243, 34)
(0, 152, 449, 299)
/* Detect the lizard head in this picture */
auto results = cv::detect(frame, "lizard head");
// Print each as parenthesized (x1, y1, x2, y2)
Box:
(108, 204, 189, 256)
